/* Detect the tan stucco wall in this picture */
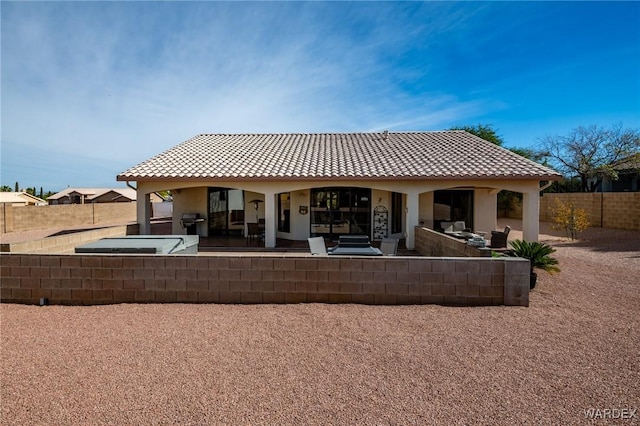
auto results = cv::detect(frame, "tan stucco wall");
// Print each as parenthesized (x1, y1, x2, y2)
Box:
(474, 189, 499, 234)
(171, 187, 208, 235)
(281, 190, 310, 241)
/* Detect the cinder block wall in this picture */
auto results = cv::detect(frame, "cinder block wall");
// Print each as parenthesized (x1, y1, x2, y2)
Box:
(540, 193, 640, 230)
(0, 253, 530, 307)
(414, 227, 490, 257)
(1, 203, 137, 233)
(1, 203, 14, 233)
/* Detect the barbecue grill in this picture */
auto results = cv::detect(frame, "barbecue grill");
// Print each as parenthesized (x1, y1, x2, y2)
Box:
(180, 213, 205, 235)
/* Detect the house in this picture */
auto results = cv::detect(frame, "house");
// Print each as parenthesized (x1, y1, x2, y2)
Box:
(593, 153, 640, 192)
(48, 187, 164, 205)
(117, 131, 562, 249)
(0, 192, 47, 206)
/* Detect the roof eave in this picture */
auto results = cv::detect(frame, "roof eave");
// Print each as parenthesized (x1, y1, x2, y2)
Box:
(117, 174, 563, 183)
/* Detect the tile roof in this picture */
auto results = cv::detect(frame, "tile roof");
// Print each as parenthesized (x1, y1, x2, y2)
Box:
(117, 131, 562, 181)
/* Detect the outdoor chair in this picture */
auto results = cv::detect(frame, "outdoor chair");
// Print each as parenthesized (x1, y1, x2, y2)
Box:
(489, 225, 511, 248)
(307, 237, 328, 255)
(246, 222, 264, 244)
(379, 238, 399, 256)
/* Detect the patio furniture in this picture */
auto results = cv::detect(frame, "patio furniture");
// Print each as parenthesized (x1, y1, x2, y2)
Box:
(489, 225, 511, 248)
(246, 222, 264, 244)
(379, 238, 399, 256)
(442, 221, 466, 234)
(307, 237, 328, 255)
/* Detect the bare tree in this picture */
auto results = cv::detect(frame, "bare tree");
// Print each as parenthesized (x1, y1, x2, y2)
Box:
(539, 123, 640, 192)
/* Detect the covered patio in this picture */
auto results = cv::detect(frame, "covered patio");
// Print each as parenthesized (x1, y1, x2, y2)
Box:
(118, 132, 561, 249)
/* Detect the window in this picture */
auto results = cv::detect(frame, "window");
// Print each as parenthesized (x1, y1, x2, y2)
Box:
(278, 193, 290, 232)
(433, 190, 474, 230)
(208, 188, 244, 236)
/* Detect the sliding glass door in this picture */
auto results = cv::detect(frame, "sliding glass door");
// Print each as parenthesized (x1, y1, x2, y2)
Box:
(433, 189, 474, 231)
(208, 188, 244, 236)
(310, 187, 371, 240)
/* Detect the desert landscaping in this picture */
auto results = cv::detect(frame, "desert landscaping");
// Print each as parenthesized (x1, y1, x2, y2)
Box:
(1, 221, 638, 425)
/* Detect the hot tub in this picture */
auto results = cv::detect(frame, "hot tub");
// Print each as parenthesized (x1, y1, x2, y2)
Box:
(75, 235, 199, 254)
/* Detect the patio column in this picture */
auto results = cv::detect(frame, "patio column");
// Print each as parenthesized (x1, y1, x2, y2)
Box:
(522, 189, 540, 242)
(137, 192, 151, 235)
(405, 191, 419, 250)
(264, 191, 276, 248)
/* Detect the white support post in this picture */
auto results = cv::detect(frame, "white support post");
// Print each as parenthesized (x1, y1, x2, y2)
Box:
(264, 191, 276, 248)
(522, 189, 540, 242)
(137, 192, 151, 235)
(405, 191, 419, 250)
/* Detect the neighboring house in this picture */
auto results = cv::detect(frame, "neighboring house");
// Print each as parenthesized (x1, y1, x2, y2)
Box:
(117, 131, 562, 249)
(592, 153, 640, 192)
(48, 187, 164, 204)
(0, 192, 47, 206)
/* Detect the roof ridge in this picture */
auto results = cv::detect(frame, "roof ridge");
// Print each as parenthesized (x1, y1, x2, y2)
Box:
(195, 130, 462, 137)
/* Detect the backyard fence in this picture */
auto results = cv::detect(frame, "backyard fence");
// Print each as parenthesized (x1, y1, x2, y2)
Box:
(539, 192, 640, 231)
(500, 192, 639, 231)
(0, 202, 172, 234)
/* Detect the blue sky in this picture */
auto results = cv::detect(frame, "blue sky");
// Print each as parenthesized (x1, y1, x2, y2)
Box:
(2, 1, 639, 191)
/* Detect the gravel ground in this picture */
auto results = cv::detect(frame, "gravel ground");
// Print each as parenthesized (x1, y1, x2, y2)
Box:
(2, 223, 639, 425)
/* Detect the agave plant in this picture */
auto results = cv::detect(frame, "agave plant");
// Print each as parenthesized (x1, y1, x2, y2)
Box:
(509, 240, 560, 274)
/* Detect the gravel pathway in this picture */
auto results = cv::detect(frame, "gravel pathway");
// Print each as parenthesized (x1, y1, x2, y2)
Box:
(2, 224, 639, 425)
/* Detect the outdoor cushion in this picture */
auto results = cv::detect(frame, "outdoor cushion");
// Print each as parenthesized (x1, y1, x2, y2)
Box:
(442, 221, 466, 233)
(307, 237, 328, 255)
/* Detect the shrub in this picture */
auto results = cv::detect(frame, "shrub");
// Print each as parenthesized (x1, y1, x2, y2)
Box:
(509, 240, 560, 274)
(550, 198, 590, 240)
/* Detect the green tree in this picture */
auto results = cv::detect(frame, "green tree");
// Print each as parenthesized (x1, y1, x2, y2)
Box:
(450, 124, 504, 146)
(0, 185, 12, 192)
(14, 182, 19, 192)
(538, 123, 640, 192)
(451, 124, 526, 217)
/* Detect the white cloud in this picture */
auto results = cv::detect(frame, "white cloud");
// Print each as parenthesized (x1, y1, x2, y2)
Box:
(0, 2, 529, 188)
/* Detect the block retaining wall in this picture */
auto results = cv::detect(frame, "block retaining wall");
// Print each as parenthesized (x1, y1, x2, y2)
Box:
(0, 253, 530, 307)
(1, 203, 137, 233)
(414, 226, 490, 257)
